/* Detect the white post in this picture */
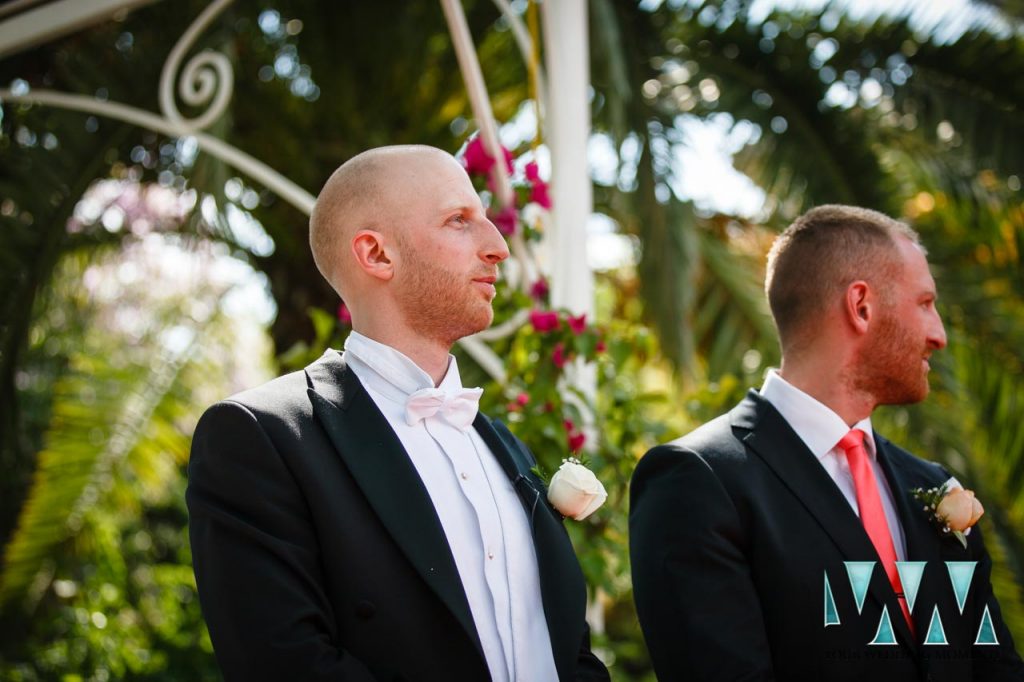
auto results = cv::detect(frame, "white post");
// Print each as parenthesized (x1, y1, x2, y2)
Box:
(541, 0, 593, 317)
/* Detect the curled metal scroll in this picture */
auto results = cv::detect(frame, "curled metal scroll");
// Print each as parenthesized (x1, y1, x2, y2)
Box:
(158, 0, 235, 132)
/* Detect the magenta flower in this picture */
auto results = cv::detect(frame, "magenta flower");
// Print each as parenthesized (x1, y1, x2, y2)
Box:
(568, 430, 586, 454)
(567, 313, 587, 335)
(552, 342, 568, 368)
(525, 161, 542, 182)
(337, 301, 352, 325)
(529, 310, 560, 333)
(530, 278, 549, 303)
(516, 392, 530, 407)
(490, 204, 518, 236)
(462, 135, 514, 177)
(530, 181, 552, 209)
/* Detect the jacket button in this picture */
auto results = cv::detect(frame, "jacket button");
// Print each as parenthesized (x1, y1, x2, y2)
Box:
(355, 600, 375, 620)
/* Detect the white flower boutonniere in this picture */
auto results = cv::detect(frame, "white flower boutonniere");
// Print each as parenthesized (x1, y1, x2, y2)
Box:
(547, 458, 607, 521)
(911, 478, 985, 549)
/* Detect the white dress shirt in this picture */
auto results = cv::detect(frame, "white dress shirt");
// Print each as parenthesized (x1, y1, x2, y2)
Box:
(760, 369, 907, 561)
(343, 332, 558, 682)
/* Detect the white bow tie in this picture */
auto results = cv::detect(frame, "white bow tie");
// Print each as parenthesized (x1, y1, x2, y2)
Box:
(404, 386, 483, 430)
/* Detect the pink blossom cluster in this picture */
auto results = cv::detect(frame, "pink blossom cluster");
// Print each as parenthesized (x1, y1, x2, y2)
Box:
(460, 135, 552, 236)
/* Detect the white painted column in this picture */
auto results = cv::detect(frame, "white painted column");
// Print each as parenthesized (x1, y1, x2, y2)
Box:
(541, 0, 593, 317)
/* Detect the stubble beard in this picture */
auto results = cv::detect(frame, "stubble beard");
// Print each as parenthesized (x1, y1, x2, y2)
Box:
(396, 250, 494, 347)
(854, 305, 930, 406)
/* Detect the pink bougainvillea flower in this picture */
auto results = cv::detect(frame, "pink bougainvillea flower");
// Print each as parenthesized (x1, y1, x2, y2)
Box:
(552, 342, 568, 368)
(523, 161, 552, 209)
(489, 204, 518, 236)
(530, 277, 550, 302)
(567, 313, 587, 335)
(568, 430, 586, 454)
(516, 392, 530, 407)
(529, 310, 560, 333)
(595, 339, 607, 354)
(563, 418, 575, 432)
(530, 181, 552, 210)
(337, 301, 352, 325)
(462, 135, 514, 177)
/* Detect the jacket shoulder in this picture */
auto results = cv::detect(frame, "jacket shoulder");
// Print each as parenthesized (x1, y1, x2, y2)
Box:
(877, 434, 949, 485)
(642, 410, 747, 467)
(197, 369, 314, 440)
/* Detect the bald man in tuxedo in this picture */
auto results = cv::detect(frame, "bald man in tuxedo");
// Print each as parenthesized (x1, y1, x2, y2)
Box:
(188, 145, 609, 681)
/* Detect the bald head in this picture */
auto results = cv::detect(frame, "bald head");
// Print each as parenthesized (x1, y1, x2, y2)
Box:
(309, 145, 459, 297)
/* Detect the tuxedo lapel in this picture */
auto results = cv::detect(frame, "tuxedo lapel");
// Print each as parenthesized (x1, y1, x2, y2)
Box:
(474, 415, 587, 682)
(304, 351, 484, 661)
(734, 391, 917, 649)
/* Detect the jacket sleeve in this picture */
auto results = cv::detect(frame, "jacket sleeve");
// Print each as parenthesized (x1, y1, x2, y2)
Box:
(629, 444, 775, 681)
(186, 400, 375, 682)
(574, 621, 611, 681)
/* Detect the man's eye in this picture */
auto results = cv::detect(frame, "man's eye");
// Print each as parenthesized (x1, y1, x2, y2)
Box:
(449, 214, 468, 225)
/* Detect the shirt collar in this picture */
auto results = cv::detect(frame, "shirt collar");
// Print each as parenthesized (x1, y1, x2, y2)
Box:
(760, 369, 875, 460)
(343, 331, 465, 401)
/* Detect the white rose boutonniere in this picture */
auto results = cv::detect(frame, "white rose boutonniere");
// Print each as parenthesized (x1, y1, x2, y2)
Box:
(546, 458, 607, 521)
(910, 478, 984, 549)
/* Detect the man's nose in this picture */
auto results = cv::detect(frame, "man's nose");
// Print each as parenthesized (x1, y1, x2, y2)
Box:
(481, 218, 511, 264)
(929, 312, 948, 350)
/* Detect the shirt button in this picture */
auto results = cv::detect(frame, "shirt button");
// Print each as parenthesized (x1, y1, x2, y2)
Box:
(460, 472, 468, 480)
(487, 551, 495, 560)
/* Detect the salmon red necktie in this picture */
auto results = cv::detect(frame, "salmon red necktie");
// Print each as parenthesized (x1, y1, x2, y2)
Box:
(837, 429, 915, 633)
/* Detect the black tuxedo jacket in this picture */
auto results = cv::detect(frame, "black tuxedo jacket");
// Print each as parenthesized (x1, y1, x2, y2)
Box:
(630, 390, 1024, 681)
(187, 350, 609, 681)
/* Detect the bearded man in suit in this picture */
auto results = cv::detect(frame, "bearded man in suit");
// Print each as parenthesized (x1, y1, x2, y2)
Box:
(630, 205, 1024, 681)
(187, 145, 610, 681)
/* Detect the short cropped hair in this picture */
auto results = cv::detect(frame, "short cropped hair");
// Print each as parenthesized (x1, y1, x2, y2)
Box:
(765, 204, 921, 349)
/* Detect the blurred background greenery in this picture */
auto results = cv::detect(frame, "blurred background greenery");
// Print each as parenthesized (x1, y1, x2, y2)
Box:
(1, 0, 1023, 679)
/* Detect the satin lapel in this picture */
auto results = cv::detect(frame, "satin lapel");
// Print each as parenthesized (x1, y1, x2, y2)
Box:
(735, 391, 917, 649)
(876, 435, 939, 642)
(304, 351, 483, 660)
(474, 415, 587, 682)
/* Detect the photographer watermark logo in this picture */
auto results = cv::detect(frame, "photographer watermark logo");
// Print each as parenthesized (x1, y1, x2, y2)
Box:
(824, 561, 999, 646)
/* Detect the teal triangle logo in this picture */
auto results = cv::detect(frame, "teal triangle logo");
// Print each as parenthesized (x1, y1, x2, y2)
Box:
(845, 561, 875, 615)
(824, 572, 841, 627)
(869, 605, 898, 645)
(975, 605, 1000, 645)
(924, 605, 948, 645)
(946, 562, 977, 614)
(896, 561, 927, 614)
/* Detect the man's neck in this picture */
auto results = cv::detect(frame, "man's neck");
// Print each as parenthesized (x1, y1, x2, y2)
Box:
(351, 326, 451, 386)
(778, 361, 875, 426)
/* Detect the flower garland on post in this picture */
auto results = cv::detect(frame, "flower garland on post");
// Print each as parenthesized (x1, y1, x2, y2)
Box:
(460, 133, 607, 520)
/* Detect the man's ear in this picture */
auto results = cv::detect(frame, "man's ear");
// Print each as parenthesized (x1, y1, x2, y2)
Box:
(844, 281, 871, 334)
(351, 229, 394, 281)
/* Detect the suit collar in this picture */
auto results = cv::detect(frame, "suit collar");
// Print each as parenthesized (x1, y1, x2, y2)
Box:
(305, 350, 486, 661)
(733, 390, 918, 649)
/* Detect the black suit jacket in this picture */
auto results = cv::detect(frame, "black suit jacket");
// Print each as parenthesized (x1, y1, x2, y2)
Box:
(187, 350, 609, 681)
(630, 390, 1024, 682)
